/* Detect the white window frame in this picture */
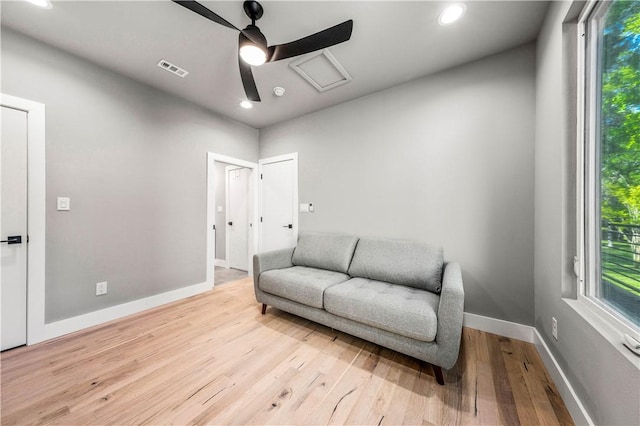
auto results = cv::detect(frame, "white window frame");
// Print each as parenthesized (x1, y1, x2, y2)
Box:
(576, 0, 640, 344)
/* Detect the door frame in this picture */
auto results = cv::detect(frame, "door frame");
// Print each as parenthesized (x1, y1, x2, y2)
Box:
(207, 153, 258, 286)
(0, 94, 46, 346)
(258, 153, 299, 253)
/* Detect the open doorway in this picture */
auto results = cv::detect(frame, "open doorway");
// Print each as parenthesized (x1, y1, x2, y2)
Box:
(226, 165, 250, 272)
(206, 153, 258, 288)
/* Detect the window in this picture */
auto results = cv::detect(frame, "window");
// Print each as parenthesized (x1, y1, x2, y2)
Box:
(582, 0, 640, 330)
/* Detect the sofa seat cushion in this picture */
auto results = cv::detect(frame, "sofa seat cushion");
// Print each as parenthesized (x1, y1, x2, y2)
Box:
(259, 266, 350, 309)
(324, 278, 440, 342)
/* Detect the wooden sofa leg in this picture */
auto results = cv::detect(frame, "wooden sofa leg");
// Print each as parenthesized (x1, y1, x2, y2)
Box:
(433, 365, 445, 385)
(261, 304, 267, 315)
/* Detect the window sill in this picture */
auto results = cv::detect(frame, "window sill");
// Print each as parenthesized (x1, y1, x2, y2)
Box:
(563, 296, 640, 368)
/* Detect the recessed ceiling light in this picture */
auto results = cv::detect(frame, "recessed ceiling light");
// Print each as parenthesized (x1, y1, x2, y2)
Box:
(25, 0, 53, 9)
(438, 3, 466, 26)
(240, 100, 253, 109)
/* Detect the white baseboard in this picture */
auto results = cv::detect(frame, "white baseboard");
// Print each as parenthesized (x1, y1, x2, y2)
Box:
(463, 312, 535, 343)
(33, 281, 212, 345)
(534, 330, 594, 426)
(214, 259, 229, 268)
(463, 312, 593, 426)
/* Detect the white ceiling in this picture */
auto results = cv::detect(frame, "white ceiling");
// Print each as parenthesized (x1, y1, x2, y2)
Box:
(1, 0, 548, 129)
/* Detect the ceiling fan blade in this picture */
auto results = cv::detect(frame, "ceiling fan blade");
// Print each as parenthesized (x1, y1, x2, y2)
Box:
(238, 53, 261, 102)
(267, 20, 353, 62)
(172, 0, 240, 32)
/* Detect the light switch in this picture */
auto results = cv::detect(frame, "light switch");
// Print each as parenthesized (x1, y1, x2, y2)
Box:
(300, 203, 314, 213)
(217, 206, 223, 213)
(57, 197, 70, 211)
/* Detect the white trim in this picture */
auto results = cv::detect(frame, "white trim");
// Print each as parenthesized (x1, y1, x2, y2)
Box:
(207, 152, 258, 288)
(37, 281, 210, 343)
(565, 296, 640, 364)
(0, 94, 47, 346)
(463, 312, 534, 343)
(258, 153, 299, 253)
(534, 329, 595, 426)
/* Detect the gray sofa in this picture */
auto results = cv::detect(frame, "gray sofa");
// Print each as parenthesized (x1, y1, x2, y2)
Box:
(252, 232, 464, 385)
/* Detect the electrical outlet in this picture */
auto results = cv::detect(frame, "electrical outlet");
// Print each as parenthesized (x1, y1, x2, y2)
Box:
(552, 317, 558, 340)
(96, 281, 108, 296)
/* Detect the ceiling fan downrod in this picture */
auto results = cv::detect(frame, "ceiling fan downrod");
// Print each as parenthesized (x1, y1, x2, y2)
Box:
(243, 1, 263, 25)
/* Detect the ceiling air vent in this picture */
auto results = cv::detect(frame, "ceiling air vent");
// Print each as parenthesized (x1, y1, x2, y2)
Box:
(290, 50, 351, 93)
(157, 59, 189, 78)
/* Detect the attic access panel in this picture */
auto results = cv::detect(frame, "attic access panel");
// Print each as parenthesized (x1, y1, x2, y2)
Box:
(289, 50, 352, 92)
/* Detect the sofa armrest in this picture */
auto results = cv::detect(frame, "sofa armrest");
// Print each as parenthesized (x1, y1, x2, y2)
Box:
(253, 247, 295, 293)
(435, 262, 465, 369)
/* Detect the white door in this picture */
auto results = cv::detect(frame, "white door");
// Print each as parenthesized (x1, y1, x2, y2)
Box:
(227, 167, 250, 271)
(1, 106, 28, 351)
(260, 155, 298, 253)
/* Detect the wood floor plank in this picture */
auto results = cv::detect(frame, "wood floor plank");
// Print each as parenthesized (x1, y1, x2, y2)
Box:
(472, 331, 502, 425)
(1, 277, 574, 425)
(377, 356, 420, 425)
(265, 333, 365, 425)
(501, 336, 541, 425)
(301, 341, 379, 425)
(343, 347, 398, 425)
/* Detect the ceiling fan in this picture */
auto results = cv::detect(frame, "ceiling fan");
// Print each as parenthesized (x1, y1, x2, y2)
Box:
(172, 0, 354, 103)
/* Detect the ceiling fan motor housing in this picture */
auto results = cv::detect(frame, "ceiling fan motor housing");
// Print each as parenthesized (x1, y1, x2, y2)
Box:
(240, 25, 267, 50)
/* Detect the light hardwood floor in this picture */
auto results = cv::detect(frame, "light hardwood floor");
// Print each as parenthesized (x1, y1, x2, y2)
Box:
(214, 266, 249, 286)
(1, 277, 573, 425)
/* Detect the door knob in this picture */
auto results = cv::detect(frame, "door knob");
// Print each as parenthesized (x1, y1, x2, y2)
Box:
(282, 224, 293, 229)
(1, 235, 22, 245)
(228, 221, 233, 226)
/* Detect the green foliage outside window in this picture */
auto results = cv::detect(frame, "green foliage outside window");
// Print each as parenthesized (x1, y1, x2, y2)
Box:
(599, 0, 640, 325)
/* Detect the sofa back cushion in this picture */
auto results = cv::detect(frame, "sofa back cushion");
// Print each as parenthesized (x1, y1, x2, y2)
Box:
(292, 233, 359, 274)
(348, 238, 444, 293)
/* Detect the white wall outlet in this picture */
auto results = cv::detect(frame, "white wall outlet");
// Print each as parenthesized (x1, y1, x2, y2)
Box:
(552, 317, 558, 340)
(96, 281, 108, 296)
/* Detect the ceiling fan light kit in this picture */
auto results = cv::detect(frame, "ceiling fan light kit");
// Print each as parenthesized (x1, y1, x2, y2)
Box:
(239, 41, 267, 66)
(172, 0, 353, 103)
(239, 24, 268, 66)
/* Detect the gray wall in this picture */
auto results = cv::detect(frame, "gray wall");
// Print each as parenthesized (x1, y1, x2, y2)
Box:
(260, 44, 536, 325)
(1, 29, 259, 322)
(534, 3, 640, 425)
